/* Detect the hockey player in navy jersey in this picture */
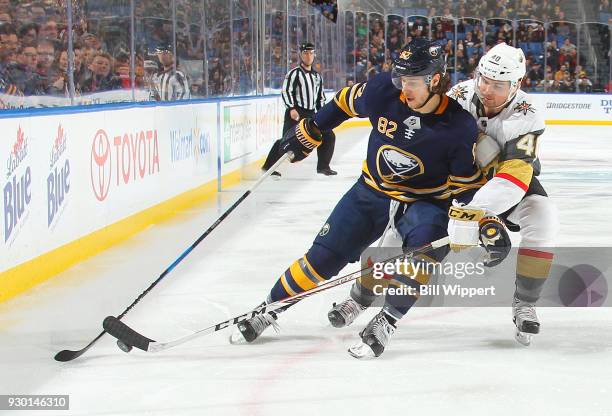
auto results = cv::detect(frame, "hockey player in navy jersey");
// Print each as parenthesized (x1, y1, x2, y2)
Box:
(230, 39, 510, 358)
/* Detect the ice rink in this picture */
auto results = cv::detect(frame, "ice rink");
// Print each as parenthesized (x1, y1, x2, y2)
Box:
(1, 124, 611, 416)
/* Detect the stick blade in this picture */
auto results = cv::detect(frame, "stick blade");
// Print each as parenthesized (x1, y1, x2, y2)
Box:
(103, 316, 155, 352)
(54, 349, 86, 362)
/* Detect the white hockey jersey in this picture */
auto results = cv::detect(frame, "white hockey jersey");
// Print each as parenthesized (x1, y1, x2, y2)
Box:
(447, 80, 546, 215)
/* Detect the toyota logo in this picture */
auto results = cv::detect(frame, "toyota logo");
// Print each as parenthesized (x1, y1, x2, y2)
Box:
(90, 129, 112, 201)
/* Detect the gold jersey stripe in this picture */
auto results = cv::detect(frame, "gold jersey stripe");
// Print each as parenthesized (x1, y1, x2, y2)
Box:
(347, 84, 359, 116)
(448, 171, 483, 183)
(517, 254, 553, 279)
(280, 272, 298, 296)
(288, 259, 318, 291)
(496, 159, 534, 188)
(333, 87, 357, 117)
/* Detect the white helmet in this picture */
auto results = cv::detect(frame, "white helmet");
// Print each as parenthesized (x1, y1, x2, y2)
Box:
(475, 42, 526, 108)
(478, 42, 526, 84)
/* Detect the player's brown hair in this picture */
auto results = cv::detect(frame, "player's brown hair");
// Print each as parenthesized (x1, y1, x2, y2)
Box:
(432, 72, 451, 95)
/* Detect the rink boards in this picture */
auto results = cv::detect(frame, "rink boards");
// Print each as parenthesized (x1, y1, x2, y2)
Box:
(0, 96, 284, 302)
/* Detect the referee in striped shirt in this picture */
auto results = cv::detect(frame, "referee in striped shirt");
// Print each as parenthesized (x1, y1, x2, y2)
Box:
(263, 42, 337, 177)
(153, 43, 191, 101)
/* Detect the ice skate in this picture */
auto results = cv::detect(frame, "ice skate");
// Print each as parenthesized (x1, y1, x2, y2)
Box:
(348, 310, 396, 358)
(229, 311, 280, 344)
(328, 297, 368, 328)
(513, 295, 540, 346)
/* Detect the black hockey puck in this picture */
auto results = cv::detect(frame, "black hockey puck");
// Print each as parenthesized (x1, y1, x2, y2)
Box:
(117, 340, 133, 353)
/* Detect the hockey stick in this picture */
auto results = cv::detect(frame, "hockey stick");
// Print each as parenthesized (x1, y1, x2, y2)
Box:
(102, 236, 450, 354)
(54, 152, 293, 362)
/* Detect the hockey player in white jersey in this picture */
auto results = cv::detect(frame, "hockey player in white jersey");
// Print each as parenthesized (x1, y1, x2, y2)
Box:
(447, 43, 558, 345)
(329, 43, 558, 347)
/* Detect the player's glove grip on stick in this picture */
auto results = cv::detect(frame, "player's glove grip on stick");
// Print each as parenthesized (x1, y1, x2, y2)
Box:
(447, 201, 485, 250)
(280, 118, 323, 162)
(447, 201, 511, 266)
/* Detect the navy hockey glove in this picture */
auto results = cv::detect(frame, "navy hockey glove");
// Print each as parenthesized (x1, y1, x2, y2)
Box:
(479, 216, 511, 267)
(280, 118, 323, 162)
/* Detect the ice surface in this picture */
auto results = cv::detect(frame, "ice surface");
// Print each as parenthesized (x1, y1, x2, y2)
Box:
(1, 125, 611, 416)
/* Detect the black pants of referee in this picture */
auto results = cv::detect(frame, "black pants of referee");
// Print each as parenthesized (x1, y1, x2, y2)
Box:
(262, 107, 336, 171)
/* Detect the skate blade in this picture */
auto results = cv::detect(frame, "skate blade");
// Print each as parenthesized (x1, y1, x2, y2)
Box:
(229, 330, 248, 345)
(515, 329, 533, 346)
(328, 312, 348, 328)
(348, 342, 376, 359)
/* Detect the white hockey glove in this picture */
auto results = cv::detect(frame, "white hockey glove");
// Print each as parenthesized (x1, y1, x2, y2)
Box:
(447, 200, 512, 267)
(447, 200, 486, 249)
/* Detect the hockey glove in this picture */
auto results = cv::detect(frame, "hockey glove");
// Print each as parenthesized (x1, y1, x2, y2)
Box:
(478, 216, 511, 267)
(447, 201, 486, 250)
(447, 201, 511, 267)
(280, 118, 323, 162)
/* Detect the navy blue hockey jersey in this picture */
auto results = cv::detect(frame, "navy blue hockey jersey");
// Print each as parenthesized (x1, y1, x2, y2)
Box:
(314, 72, 485, 203)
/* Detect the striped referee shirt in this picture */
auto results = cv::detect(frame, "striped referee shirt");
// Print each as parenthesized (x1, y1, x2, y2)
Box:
(157, 68, 190, 101)
(282, 65, 325, 111)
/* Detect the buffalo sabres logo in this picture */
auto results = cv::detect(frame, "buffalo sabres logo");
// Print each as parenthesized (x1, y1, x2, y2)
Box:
(376, 145, 424, 183)
(513, 100, 535, 116)
(399, 50, 412, 60)
(449, 85, 468, 101)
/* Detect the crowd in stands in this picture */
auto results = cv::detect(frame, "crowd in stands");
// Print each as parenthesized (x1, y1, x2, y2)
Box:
(304, 0, 337, 22)
(344, 0, 608, 92)
(0, 0, 608, 109)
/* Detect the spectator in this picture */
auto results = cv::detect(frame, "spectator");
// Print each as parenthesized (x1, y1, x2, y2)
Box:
(465, 55, 478, 77)
(7, 45, 45, 95)
(524, 61, 544, 90)
(0, 12, 12, 25)
(0, 24, 20, 64)
(81, 52, 121, 93)
(545, 40, 559, 72)
(559, 70, 574, 92)
(19, 23, 39, 47)
(36, 40, 56, 69)
(113, 50, 132, 89)
(559, 37, 577, 70)
(30, 4, 47, 25)
(554, 63, 568, 88)
(143, 58, 160, 99)
(577, 70, 593, 92)
(80, 32, 102, 51)
(12, 5, 31, 26)
(36, 39, 56, 89)
(543, 64, 554, 90)
(72, 45, 89, 90)
(80, 45, 97, 70)
(39, 19, 59, 42)
(48, 49, 71, 96)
